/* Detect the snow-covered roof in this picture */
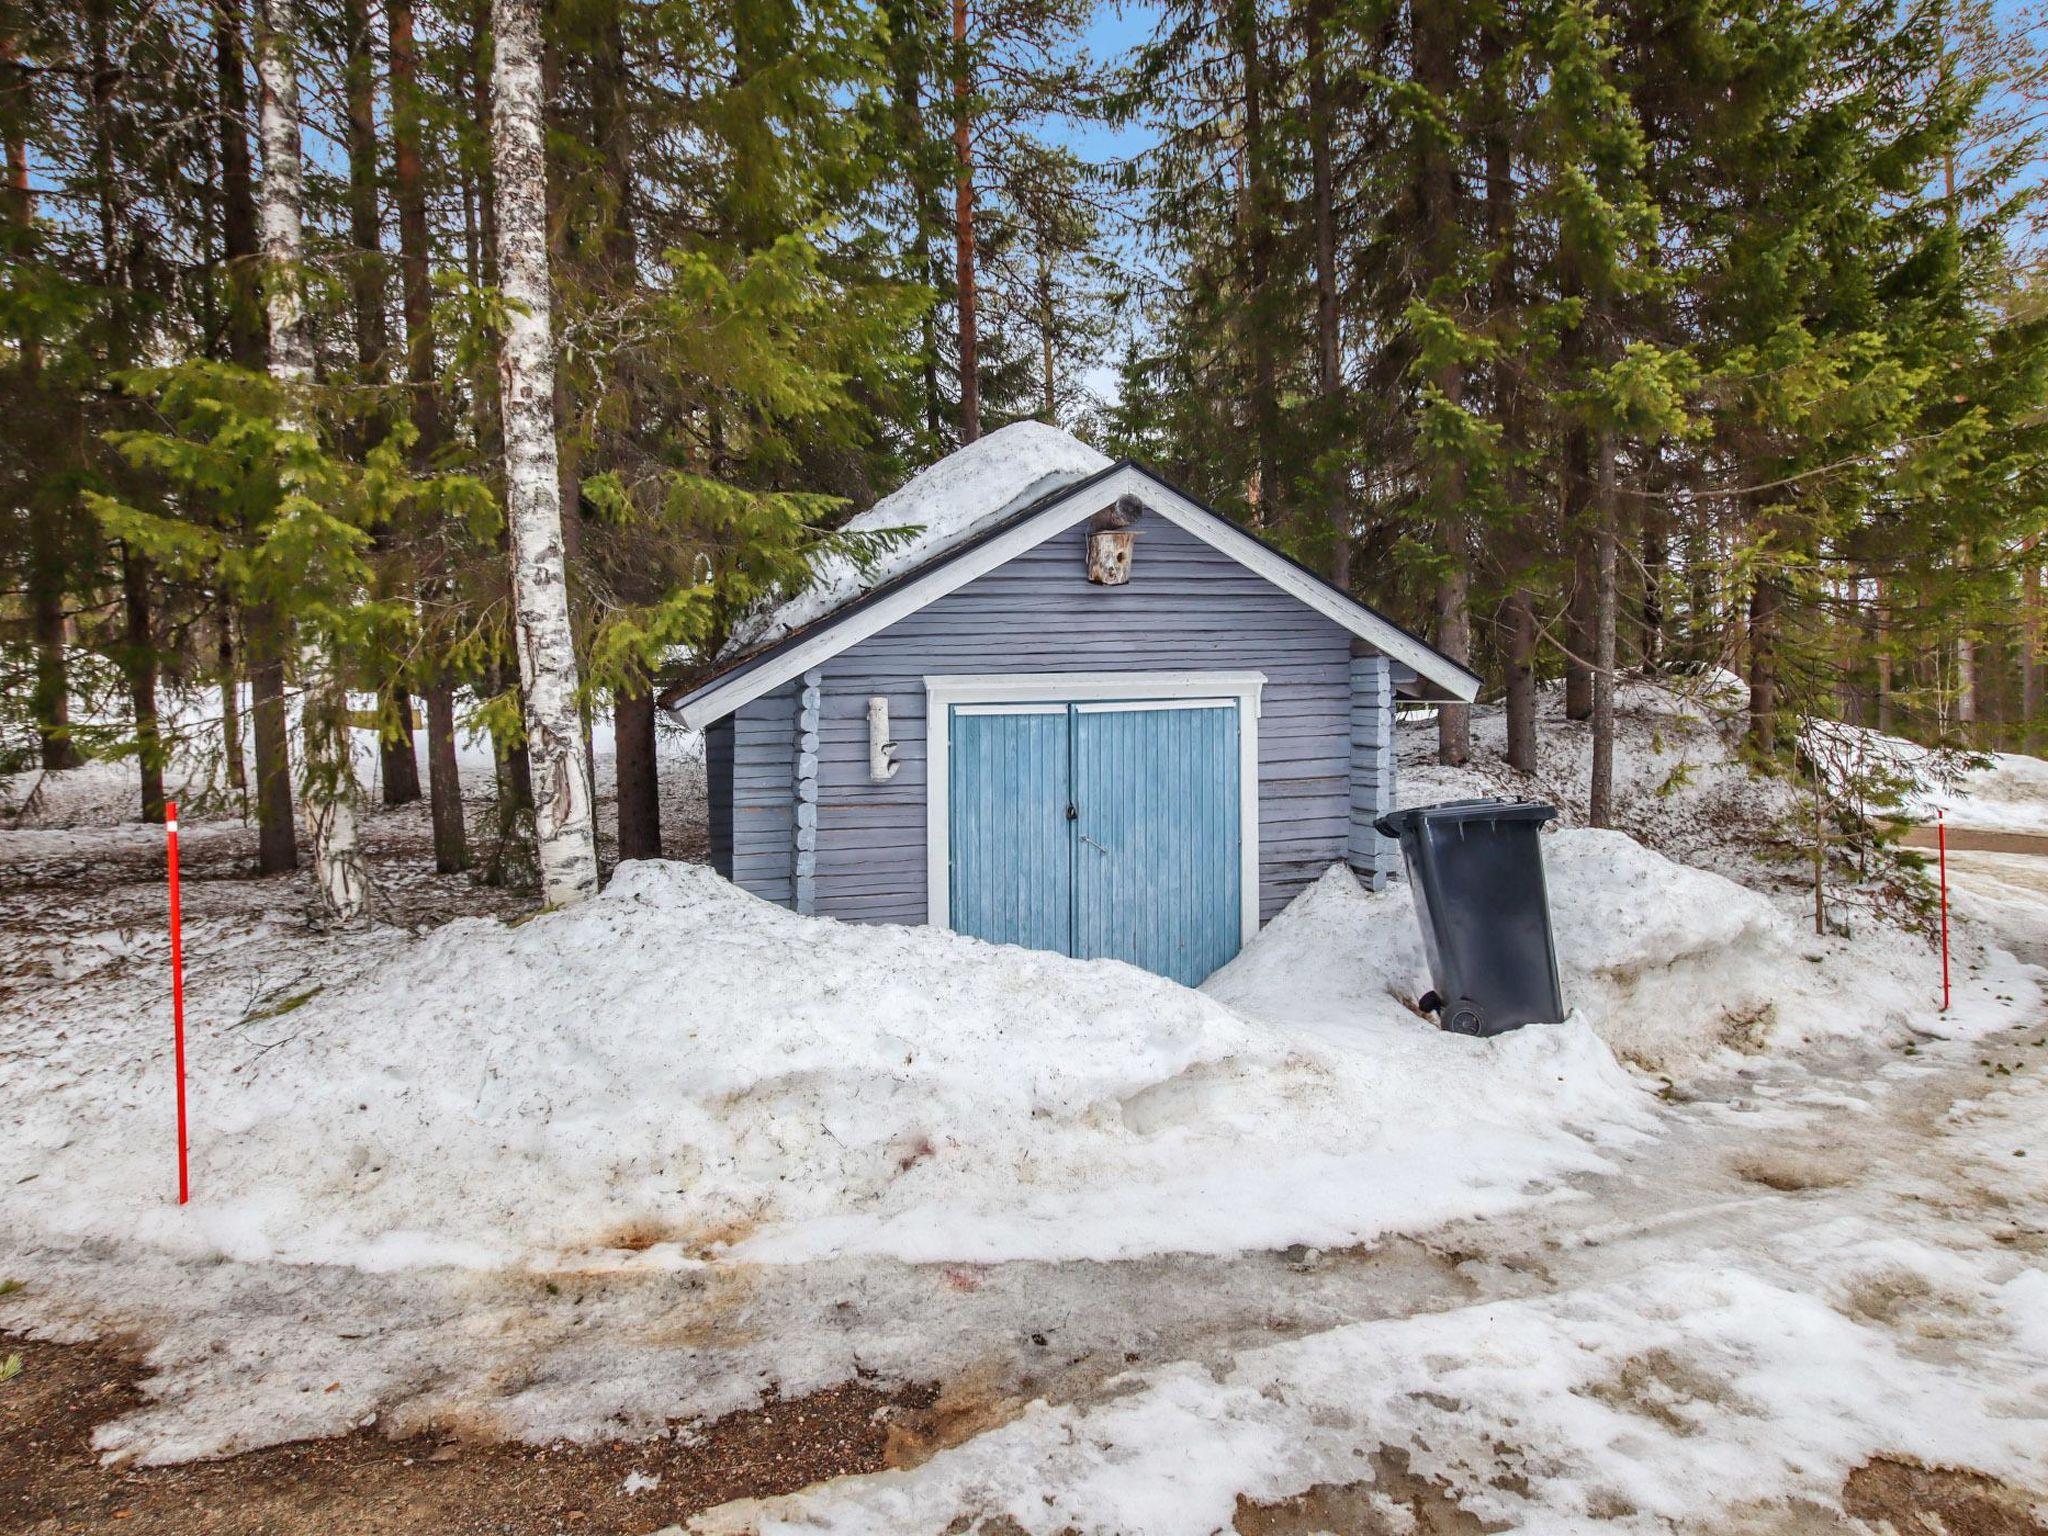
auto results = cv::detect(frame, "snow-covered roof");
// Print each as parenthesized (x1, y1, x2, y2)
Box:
(722, 420, 1113, 659)
(674, 428, 1484, 727)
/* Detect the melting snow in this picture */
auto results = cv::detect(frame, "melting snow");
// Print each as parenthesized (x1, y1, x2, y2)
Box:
(721, 421, 1112, 657)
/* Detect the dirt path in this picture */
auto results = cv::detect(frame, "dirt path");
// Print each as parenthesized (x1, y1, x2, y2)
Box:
(1898, 824, 2048, 856)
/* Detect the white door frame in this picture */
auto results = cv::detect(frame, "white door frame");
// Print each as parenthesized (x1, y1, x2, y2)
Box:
(924, 670, 1265, 943)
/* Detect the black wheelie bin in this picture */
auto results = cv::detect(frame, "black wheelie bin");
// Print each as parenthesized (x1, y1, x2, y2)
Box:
(1373, 798, 1566, 1037)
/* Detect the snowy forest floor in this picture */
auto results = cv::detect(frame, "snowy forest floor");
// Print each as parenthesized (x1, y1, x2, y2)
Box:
(3, 691, 2047, 1535)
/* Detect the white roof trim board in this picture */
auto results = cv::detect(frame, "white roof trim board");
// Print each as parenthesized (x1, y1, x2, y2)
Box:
(673, 462, 1481, 729)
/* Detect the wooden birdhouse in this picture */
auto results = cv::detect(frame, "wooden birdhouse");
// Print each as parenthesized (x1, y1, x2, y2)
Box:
(1086, 495, 1144, 585)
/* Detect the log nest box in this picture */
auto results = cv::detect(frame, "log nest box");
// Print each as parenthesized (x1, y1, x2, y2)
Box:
(1086, 495, 1144, 585)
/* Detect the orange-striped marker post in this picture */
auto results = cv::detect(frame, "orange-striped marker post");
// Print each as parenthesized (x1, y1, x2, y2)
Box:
(166, 801, 189, 1204)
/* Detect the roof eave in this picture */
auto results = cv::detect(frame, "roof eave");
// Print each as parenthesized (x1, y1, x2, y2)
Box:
(666, 461, 1481, 726)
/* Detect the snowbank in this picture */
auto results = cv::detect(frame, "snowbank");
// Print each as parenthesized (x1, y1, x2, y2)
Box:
(1217, 830, 1945, 1077)
(1919, 749, 2048, 835)
(6, 859, 1662, 1275)
(1, 816, 1973, 1281)
(723, 421, 1111, 656)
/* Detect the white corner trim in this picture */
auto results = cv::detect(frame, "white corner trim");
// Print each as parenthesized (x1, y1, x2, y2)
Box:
(673, 465, 1478, 729)
(924, 669, 1264, 948)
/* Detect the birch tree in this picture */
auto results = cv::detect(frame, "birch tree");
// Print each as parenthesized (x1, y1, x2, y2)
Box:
(489, 0, 599, 908)
(253, 0, 369, 920)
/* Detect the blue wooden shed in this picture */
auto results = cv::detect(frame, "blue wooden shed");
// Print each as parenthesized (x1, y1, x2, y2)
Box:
(667, 422, 1481, 987)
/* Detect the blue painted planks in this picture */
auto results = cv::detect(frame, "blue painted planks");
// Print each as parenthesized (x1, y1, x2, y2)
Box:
(715, 516, 1400, 931)
(948, 707, 1074, 956)
(1072, 702, 1240, 986)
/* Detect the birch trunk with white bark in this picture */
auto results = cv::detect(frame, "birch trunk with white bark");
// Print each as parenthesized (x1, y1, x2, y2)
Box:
(489, 0, 599, 908)
(254, 0, 368, 922)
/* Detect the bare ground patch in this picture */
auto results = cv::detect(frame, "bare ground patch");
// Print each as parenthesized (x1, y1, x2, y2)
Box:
(0, 1331, 932, 1536)
(1233, 1448, 1509, 1535)
(1841, 1455, 2048, 1535)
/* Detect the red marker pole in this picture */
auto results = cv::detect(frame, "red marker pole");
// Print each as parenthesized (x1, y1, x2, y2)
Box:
(1937, 807, 1951, 1015)
(166, 800, 190, 1204)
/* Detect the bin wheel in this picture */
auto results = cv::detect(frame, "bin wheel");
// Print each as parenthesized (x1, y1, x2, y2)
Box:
(1445, 997, 1486, 1036)
(1418, 989, 1442, 1015)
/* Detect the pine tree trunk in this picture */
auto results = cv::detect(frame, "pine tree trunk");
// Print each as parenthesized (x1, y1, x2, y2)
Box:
(1038, 247, 1056, 420)
(219, 610, 246, 795)
(614, 682, 661, 862)
(2023, 553, 2042, 753)
(390, 0, 433, 445)
(1435, 553, 1472, 767)
(391, 0, 468, 858)
(215, 0, 266, 370)
(1956, 635, 1977, 740)
(1234, 0, 1279, 524)
(343, 0, 423, 810)
(1748, 573, 1780, 759)
(1641, 495, 1667, 672)
(89, 0, 158, 817)
(9, 77, 79, 771)
(950, 0, 979, 443)
(1589, 431, 1618, 829)
(885, 0, 940, 445)
(255, 0, 367, 919)
(25, 517, 76, 771)
(1305, 0, 1346, 589)
(380, 690, 421, 804)
(1564, 531, 1594, 721)
(1504, 587, 1538, 772)
(248, 602, 297, 869)
(1414, 0, 1469, 765)
(25, 517, 78, 771)
(121, 545, 166, 824)
(343, 0, 388, 406)
(425, 681, 469, 873)
(1875, 577, 1895, 734)
(489, 0, 600, 908)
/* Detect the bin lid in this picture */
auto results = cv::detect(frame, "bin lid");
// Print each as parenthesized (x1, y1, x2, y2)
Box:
(1374, 798, 1558, 838)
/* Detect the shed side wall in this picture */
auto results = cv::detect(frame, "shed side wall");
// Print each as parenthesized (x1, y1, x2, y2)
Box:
(705, 717, 735, 880)
(729, 681, 796, 904)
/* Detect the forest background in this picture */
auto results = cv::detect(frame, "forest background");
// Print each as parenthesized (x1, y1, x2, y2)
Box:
(2, 0, 2044, 914)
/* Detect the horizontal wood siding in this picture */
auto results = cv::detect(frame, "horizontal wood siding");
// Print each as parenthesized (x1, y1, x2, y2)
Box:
(730, 681, 796, 904)
(785, 517, 1361, 926)
(706, 718, 734, 879)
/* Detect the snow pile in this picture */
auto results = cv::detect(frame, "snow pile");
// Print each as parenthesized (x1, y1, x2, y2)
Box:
(6, 858, 1660, 1275)
(1917, 748, 2048, 835)
(1798, 715, 2048, 836)
(723, 421, 1112, 656)
(1218, 831, 1940, 1077)
(1544, 829, 1948, 1069)
(4, 819, 1966, 1279)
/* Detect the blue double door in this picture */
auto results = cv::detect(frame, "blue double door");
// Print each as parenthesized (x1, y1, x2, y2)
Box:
(948, 698, 1244, 986)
